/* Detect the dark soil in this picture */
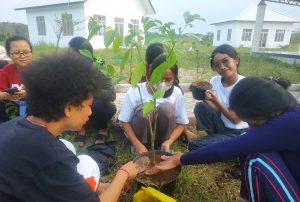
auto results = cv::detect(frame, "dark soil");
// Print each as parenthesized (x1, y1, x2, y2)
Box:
(189, 80, 212, 90)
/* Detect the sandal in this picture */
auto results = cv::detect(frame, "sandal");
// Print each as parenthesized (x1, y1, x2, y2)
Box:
(94, 133, 108, 144)
(74, 134, 86, 147)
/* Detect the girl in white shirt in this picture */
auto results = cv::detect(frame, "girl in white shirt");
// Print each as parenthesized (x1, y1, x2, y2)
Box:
(189, 44, 248, 150)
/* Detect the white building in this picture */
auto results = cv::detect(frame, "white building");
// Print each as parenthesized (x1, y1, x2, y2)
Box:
(15, 0, 155, 48)
(211, 4, 299, 48)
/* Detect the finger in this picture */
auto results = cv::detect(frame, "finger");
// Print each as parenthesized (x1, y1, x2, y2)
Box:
(161, 155, 171, 160)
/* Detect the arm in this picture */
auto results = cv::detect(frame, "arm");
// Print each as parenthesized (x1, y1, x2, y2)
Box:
(161, 124, 185, 152)
(205, 90, 241, 124)
(121, 122, 147, 154)
(99, 161, 138, 202)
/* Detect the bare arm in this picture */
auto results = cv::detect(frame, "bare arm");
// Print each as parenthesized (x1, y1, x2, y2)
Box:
(121, 121, 148, 154)
(99, 161, 138, 202)
(205, 90, 241, 124)
(161, 124, 185, 152)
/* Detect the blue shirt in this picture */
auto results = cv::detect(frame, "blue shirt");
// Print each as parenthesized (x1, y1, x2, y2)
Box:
(181, 107, 300, 185)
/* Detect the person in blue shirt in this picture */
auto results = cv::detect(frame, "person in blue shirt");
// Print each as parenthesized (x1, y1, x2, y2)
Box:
(147, 77, 300, 201)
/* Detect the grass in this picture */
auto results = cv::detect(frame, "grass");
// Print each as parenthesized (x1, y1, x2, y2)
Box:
(32, 41, 300, 201)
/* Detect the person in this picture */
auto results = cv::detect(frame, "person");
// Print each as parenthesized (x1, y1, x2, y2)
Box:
(0, 36, 33, 122)
(147, 77, 300, 201)
(0, 45, 10, 69)
(118, 54, 189, 154)
(188, 44, 248, 150)
(69, 36, 117, 146)
(0, 53, 138, 202)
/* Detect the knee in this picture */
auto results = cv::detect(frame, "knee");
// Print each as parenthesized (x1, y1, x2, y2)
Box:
(158, 103, 175, 119)
(194, 102, 209, 115)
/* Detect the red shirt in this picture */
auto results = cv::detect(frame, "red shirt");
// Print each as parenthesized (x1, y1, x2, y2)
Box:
(0, 64, 23, 92)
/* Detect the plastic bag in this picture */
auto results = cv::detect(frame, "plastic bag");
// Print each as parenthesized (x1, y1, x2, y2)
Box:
(133, 187, 176, 202)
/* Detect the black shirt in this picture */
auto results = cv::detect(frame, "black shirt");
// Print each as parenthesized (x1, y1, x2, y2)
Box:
(0, 117, 99, 202)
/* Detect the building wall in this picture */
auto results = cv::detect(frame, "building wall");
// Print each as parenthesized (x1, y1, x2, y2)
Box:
(213, 21, 293, 48)
(26, 3, 86, 47)
(84, 0, 147, 48)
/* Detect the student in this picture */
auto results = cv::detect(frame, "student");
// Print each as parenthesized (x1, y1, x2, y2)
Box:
(69, 36, 117, 146)
(0, 36, 33, 122)
(148, 77, 300, 201)
(119, 54, 189, 154)
(0, 53, 138, 202)
(188, 44, 248, 150)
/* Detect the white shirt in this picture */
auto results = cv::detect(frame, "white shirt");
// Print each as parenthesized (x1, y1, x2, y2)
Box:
(210, 75, 249, 129)
(118, 82, 189, 124)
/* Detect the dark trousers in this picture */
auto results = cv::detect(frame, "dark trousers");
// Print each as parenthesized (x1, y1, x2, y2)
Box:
(188, 102, 247, 150)
(86, 98, 116, 130)
(130, 102, 176, 147)
(241, 152, 300, 201)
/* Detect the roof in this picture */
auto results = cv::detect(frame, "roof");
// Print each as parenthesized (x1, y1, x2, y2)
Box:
(15, 0, 85, 10)
(15, 0, 155, 14)
(211, 3, 300, 25)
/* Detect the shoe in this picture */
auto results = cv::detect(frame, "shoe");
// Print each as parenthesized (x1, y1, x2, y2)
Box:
(94, 133, 108, 144)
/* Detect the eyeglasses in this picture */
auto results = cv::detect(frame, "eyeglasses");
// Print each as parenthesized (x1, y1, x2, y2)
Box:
(10, 51, 32, 58)
(213, 57, 230, 69)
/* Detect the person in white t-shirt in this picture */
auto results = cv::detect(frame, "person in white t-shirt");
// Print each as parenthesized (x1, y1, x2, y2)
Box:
(118, 54, 189, 154)
(189, 44, 249, 150)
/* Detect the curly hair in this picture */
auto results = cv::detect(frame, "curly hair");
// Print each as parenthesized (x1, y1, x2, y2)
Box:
(22, 53, 102, 122)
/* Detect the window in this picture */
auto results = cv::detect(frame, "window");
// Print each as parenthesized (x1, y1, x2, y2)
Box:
(274, 29, 285, 42)
(131, 19, 139, 31)
(217, 30, 221, 41)
(115, 17, 124, 37)
(242, 29, 252, 41)
(62, 13, 73, 36)
(95, 15, 106, 35)
(227, 29, 232, 41)
(36, 16, 46, 35)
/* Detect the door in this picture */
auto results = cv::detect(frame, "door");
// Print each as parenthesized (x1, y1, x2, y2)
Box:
(259, 29, 268, 48)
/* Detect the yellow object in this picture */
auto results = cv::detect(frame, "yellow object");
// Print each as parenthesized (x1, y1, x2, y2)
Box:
(133, 187, 176, 202)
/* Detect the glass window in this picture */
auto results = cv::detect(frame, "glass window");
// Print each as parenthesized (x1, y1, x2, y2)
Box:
(274, 29, 285, 42)
(36, 16, 46, 36)
(115, 17, 124, 37)
(62, 13, 74, 36)
(131, 19, 139, 31)
(94, 15, 106, 35)
(227, 29, 232, 41)
(242, 29, 252, 41)
(217, 30, 221, 41)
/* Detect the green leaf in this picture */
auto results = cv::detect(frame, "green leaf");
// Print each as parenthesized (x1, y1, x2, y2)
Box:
(131, 62, 146, 86)
(106, 64, 115, 77)
(153, 89, 165, 99)
(166, 51, 177, 67)
(144, 21, 157, 32)
(87, 25, 100, 41)
(79, 49, 93, 59)
(113, 35, 122, 53)
(104, 29, 115, 48)
(142, 101, 154, 117)
(124, 35, 132, 47)
(150, 61, 168, 85)
(120, 49, 130, 73)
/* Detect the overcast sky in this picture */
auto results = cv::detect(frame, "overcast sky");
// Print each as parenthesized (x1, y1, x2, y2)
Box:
(0, 0, 300, 34)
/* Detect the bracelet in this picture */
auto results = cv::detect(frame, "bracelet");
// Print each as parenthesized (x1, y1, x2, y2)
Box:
(119, 168, 130, 191)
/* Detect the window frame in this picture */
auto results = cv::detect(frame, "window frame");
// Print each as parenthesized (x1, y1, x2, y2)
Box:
(36, 16, 46, 36)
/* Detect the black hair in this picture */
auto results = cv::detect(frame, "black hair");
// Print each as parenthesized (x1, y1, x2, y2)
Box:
(5, 35, 32, 54)
(22, 53, 102, 122)
(264, 76, 291, 90)
(146, 42, 165, 64)
(69, 36, 96, 62)
(229, 77, 297, 121)
(210, 44, 240, 72)
(0, 60, 8, 69)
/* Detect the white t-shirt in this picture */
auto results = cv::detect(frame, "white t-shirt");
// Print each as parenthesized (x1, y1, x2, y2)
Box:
(118, 82, 189, 125)
(210, 75, 249, 129)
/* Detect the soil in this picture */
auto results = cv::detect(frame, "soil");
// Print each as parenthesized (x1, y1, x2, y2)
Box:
(189, 80, 212, 90)
(134, 151, 181, 186)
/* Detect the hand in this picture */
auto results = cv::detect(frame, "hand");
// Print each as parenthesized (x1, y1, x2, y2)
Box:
(204, 90, 217, 102)
(10, 90, 26, 100)
(119, 161, 138, 180)
(161, 140, 171, 153)
(134, 143, 148, 154)
(0, 92, 9, 100)
(145, 152, 183, 175)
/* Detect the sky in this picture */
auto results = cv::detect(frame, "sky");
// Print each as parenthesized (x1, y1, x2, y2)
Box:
(0, 0, 300, 34)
